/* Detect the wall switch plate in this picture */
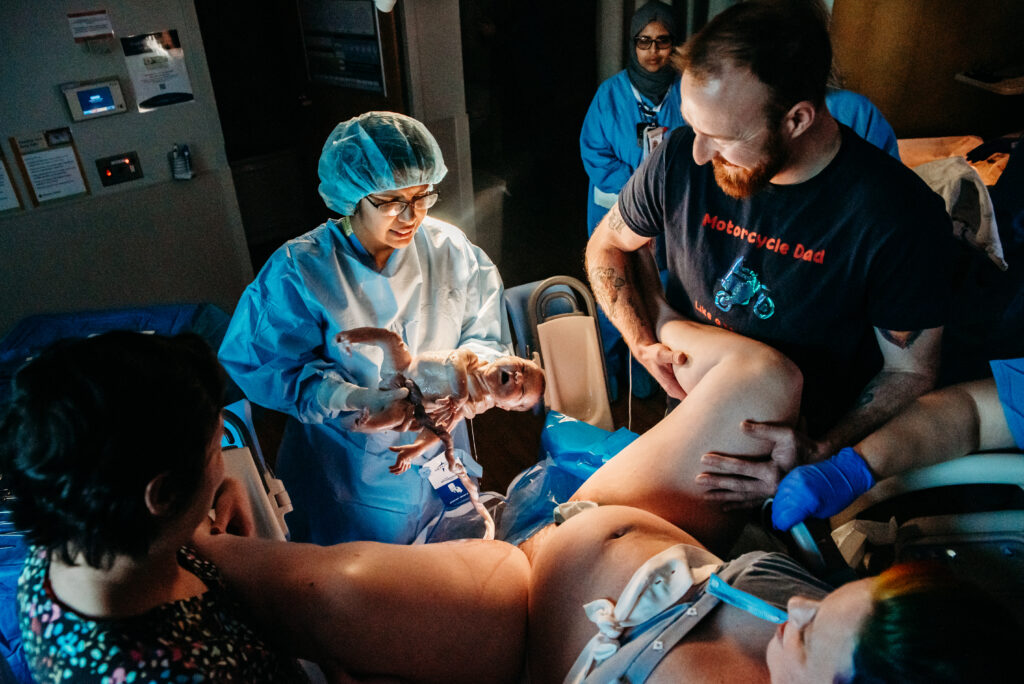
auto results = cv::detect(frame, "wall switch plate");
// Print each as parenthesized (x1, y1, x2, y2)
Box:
(96, 152, 143, 186)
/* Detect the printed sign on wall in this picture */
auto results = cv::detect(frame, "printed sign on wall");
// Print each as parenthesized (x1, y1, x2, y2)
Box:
(9, 128, 89, 206)
(121, 29, 195, 111)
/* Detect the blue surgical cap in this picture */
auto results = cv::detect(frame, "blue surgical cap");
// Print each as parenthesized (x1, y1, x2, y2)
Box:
(318, 111, 448, 216)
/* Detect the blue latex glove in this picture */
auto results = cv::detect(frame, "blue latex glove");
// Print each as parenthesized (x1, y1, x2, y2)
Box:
(771, 447, 876, 531)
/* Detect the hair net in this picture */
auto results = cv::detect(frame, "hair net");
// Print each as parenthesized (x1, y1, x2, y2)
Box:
(318, 111, 448, 215)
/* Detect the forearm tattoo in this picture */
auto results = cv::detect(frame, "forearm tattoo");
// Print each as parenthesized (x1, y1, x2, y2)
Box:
(589, 266, 626, 305)
(854, 385, 877, 409)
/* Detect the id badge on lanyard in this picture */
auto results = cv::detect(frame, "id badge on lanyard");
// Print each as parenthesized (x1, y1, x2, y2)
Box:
(632, 84, 667, 160)
(643, 125, 666, 157)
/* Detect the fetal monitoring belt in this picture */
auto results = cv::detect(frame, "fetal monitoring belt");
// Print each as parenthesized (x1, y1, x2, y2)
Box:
(564, 544, 789, 683)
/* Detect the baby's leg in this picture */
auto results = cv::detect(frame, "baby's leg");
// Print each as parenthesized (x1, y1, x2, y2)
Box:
(335, 327, 413, 381)
(573, 319, 802, 552)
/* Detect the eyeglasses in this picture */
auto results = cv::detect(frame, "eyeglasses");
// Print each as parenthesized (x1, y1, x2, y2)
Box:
(634, 35, 672, 50)
(365, 191, 439, 217)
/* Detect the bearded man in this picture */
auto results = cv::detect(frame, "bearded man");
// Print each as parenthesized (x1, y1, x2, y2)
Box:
(585, 1, 955, 505)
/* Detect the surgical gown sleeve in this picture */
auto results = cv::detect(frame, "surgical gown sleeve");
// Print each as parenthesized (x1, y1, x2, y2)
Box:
(218, 246, 359, 425)
(450, 236, 510, 364)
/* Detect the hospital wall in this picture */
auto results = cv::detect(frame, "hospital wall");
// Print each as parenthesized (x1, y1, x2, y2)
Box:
(0, 0, 252, 337)
(831, 0, 1024, 139)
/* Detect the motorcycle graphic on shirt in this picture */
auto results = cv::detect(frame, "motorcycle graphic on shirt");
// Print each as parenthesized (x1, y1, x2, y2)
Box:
(714, 256, 775, 320)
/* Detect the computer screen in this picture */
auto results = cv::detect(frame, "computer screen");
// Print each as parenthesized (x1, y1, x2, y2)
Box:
(76, 85, 116, 116)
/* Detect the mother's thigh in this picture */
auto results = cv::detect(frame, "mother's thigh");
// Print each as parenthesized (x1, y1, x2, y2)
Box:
(574, 324, 800, 549)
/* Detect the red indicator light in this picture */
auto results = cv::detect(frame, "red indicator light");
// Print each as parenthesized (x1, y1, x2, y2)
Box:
(106, 170, 112, 176)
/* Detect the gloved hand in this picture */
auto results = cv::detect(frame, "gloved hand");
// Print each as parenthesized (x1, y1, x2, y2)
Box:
(320, 380, 413, 431)
(771, 447, 876, 531)
(348, 387, 415, 432)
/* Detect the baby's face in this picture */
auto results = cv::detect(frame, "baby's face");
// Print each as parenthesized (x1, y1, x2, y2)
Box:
(484, 357, 545, 411)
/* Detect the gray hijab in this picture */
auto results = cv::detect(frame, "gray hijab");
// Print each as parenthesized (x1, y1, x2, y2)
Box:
(626, 1, 678, 105)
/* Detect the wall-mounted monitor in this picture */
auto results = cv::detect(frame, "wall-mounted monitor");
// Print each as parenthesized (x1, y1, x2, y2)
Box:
(61, 79, 127, 121)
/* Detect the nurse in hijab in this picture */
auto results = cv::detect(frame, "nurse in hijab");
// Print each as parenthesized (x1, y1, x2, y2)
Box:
(580, 0, 685, 399)
(219, 111, 511, 545)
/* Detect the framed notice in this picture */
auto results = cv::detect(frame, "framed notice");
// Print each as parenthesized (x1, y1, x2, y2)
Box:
(9, 128, 90, 206)
(0, 149, 24, 213)
(67, 9, 115, 42)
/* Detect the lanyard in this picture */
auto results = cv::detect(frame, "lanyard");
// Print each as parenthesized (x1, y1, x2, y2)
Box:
(630, 83, 664, 125)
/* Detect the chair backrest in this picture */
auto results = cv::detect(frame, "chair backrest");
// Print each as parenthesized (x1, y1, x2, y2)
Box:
(503, 279, 575, 359)
(514, 277, 614, 431)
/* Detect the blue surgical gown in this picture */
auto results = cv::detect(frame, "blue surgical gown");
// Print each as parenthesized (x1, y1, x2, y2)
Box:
(219, 216, 511, 544)
(580, 70, 686, 236)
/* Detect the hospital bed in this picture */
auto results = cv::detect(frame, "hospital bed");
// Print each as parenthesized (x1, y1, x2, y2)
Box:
(776, 134, 1024, 607)
(790, 451, 1024, 623)
(2, 284, 1022, 679)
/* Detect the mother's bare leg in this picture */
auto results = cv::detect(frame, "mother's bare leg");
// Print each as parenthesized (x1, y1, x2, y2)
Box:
(572, 318, 802, 552)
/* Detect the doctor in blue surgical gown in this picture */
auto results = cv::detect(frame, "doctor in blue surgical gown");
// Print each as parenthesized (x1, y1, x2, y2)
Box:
(219, 112, 511, 545)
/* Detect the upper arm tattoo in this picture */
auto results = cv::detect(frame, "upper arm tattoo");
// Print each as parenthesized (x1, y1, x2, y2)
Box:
(606, 204, 628, 234)
(876, 327, 925, 350)
(879, 329, 923, 350)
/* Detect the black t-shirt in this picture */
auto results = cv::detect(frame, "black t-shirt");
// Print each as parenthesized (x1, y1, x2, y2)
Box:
(620, 124, 955, 434)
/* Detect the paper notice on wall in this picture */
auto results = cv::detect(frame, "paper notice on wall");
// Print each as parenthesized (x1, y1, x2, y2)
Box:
(121, 29, 194, 111)
(67, 9, 115, 42)
(0, 151, 24, 212)
(10, 128, 89, 205)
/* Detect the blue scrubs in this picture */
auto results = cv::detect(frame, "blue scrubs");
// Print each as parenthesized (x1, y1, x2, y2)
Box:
(991, 358, 1024, 448)
(581, 71, 685, 395)
(219, 216, 511, 544)
(826, 89, 900, 160)
(581, 70, 686, 236)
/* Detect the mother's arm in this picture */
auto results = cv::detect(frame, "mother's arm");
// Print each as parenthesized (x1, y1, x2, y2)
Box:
(193, 534, 530, 684)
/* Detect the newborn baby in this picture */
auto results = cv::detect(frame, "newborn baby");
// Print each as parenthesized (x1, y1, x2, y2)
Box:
(335, 327, 545, 474)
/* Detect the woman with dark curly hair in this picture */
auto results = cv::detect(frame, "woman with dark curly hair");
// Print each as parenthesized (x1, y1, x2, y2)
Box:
(0, 331, 307, 683)
(1, 331, 530, 683)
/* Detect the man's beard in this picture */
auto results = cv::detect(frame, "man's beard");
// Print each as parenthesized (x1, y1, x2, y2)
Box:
(711, 128, 789, 199)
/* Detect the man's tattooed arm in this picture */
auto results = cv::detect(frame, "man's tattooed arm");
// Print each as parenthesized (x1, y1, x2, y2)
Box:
(814, 327, 943, 460)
